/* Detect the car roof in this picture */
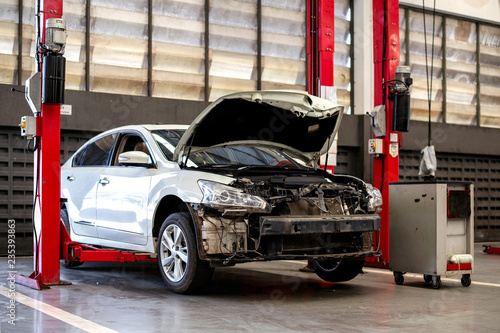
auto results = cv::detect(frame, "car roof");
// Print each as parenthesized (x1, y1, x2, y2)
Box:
(97, 124, 189, 135)
(141, 124, 189, 131)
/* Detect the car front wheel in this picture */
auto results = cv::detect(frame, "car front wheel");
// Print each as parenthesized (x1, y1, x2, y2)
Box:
(312, 258, 365, 283)
(157, 212, 214, 294)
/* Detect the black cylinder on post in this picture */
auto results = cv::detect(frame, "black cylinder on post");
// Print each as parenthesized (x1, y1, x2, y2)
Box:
(393, 93, 410, 132)
(42, 54, 66, 104)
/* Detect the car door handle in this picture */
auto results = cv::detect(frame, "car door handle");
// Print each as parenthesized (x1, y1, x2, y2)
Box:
(99, 177, 110, 185)
(67, 175, 75, 182)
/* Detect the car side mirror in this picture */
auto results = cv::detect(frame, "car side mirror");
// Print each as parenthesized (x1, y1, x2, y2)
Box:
(118, 151, 155, 168)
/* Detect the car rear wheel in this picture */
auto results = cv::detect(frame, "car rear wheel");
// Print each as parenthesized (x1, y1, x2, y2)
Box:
(60, 209, 84, 268)
(157, 212, 214, 294)
(312, 258, 365, 283)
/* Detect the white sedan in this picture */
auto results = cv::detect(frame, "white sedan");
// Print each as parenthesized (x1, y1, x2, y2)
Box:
(61, 90, 382, 294)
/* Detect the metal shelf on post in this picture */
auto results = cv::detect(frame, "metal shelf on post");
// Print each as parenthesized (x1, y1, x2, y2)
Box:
(389, 181, 474, 289)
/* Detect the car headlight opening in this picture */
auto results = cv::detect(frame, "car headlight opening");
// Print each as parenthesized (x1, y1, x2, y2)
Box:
(198, 180, 271, 213)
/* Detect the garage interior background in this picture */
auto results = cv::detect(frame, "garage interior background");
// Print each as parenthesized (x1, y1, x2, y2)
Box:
(0, 0, 499, 255)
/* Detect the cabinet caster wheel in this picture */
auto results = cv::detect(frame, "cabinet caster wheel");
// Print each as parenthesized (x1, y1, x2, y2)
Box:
(394, 271, 404, 285)
(461, 274, 471, 287)
(424, 274, 432, 283)
(432, 275, 441, 289)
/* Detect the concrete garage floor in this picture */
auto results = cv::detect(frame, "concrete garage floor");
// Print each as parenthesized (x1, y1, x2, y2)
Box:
(1, 243, 500, 332)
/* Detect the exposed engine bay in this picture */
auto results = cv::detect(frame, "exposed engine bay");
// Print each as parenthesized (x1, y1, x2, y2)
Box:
(192, 169, 382, 264)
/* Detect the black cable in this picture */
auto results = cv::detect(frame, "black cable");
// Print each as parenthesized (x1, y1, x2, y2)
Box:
(422, 0, 437, 146)
(383, 79, 410, 90)
(31, 136, 40, 275)
(430, 0, 437, 140)
(26, 136, 39, 152)
(35, 0, 42, 72)
(381, 0, 387, 103)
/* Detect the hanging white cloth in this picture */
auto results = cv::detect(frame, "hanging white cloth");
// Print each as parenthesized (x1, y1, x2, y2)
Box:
(419, 145, 437, 177)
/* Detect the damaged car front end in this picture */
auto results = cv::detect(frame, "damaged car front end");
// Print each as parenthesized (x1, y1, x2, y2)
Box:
(192, 172, 381, 264)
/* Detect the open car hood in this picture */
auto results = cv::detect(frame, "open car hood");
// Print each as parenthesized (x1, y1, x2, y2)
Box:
(173, 90, 344, 165)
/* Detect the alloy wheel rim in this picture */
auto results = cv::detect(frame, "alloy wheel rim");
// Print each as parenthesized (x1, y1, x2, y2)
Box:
(160, 225, 188, 282)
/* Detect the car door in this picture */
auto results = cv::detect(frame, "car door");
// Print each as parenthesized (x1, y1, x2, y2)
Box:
(62, 133, 117, 238)
(95, 133, 153, 246)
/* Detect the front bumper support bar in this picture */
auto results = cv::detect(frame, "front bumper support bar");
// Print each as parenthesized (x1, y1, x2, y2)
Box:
(259, 214, 381, 236)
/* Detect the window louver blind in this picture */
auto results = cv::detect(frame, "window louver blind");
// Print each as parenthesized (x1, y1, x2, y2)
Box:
(334, 0, 351, 113)
(0, 0, 18, 84)
(479, 24, 500, 128)
(400, 7, 499, 128)
(152, 0, 205, 100)
(208, 0, 258, 101)
(261, 0, 306, 91)
(407, 10, 444, 122)
(445, 18, 477, 125)
(65, 0, 86, 90)
(90, 0, 148, 95)
(21, 0, 36, 84)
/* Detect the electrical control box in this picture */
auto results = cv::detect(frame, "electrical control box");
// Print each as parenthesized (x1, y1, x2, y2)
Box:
(20, 116, 37, 138)
(368, 139, 383, 155)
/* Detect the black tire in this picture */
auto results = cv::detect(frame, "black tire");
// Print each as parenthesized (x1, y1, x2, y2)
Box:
(432, 275, 442, 289)
(461, 274, 471, 287)
(312, 258, 365, 283)
(157, 212, 214, 294)
(60, 209, 84, 268)
(424, 274, 432, 283)
(394, 272, 404, 285)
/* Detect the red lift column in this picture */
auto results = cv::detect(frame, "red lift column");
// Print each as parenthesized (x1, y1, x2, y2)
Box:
(308, 0, 335, 172)
(370, 0, 400, 267)
(308, 0, 334, 96)
(16, 0, 65, 289)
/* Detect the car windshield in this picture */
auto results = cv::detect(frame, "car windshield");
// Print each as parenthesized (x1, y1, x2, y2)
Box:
(151, 129, 304, 168)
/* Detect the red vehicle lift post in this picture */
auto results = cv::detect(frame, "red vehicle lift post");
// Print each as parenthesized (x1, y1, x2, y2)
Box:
(367, 0, 401, 267)
(16, 0, 65, 290)
(17, 0, 158, 290)
(308, 0, 335, 173)
(308, 0, 401, 266)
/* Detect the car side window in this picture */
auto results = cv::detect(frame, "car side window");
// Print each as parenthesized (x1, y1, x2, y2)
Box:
(151, 130, 184, 161)
(73, 134, 117, 167)
(113, 134, 151, 166)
